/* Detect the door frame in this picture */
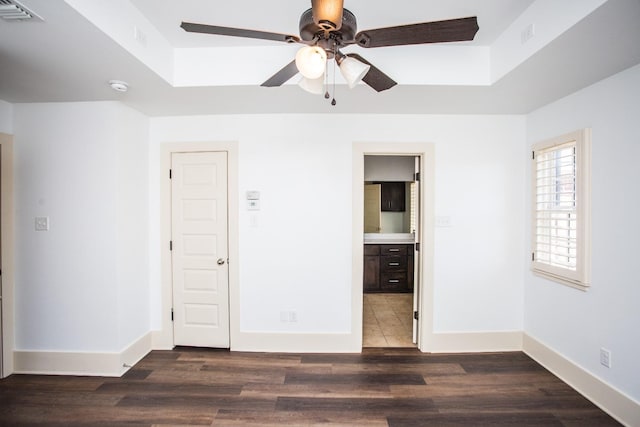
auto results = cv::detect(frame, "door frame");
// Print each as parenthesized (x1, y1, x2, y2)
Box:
(352, 142, 435, 351)
(0, 133, 14, 377)
(156, 141, 239, 350)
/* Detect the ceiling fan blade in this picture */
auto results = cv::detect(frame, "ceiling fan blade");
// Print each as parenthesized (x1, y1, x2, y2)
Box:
(346, 54, 397, 92)
(181, 22, 300, 44)
(355, 16, 478, 48)
(261, 60, 299, 87)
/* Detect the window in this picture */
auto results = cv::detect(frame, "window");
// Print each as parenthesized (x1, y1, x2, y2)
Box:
(531, 129, 591, 290)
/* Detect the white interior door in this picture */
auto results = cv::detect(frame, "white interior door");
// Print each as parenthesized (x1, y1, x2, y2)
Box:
(171, 152, 229, 348)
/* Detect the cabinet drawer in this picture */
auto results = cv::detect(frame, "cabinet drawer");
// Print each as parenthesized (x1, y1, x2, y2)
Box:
(380, 255, 407, 272)
(364, 244, 380, 256)
(381, 272, 408, 291)
(380, 245, 408, 256)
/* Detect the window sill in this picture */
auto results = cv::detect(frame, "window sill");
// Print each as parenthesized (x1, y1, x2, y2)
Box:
(531, 268, 589, 292)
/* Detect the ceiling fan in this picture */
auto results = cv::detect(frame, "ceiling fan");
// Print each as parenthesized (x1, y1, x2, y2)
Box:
(181, 0, 479, 98)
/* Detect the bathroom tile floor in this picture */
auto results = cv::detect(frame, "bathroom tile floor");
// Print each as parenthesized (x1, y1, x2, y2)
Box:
(363, 293, 416, 347)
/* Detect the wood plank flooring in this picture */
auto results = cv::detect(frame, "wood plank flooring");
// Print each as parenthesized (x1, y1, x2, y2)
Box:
(0, 347, 620, 426)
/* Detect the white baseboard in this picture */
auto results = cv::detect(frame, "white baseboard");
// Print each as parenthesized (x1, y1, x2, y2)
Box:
(425, 330, 523, 353)
(523, 334, 640, 427)
(231, 331, 361, 353)
(14, 332, 152, 377)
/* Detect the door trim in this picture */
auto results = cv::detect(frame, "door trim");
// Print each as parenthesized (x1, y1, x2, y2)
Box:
(155, 141, 239, 350)
(352, 142, 435, 352)
(0, 133, 14, 377)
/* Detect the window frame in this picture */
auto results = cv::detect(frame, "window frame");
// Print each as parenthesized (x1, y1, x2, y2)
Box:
(531, 129, 592, 290)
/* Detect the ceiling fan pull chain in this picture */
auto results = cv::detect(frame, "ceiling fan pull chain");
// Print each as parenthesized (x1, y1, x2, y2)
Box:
(331, 57, 337, 106)
(324, 60, 330, 99)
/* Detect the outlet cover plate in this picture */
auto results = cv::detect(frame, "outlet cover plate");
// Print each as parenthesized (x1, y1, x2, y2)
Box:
(35, 216, 49, 231)
(600, 348, 611, 368)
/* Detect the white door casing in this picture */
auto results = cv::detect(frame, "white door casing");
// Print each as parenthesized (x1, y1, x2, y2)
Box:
(0, 133, 14, 377)
(412, 157, 421, 344)
(353, 142, 434, 353)
(171, 152, 229, 348)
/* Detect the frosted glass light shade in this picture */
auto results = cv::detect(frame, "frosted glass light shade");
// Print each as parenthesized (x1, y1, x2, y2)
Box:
(295, 46, 327, 79)
(298, 76, 324, 95)
(312, 0, 344, 30)
(338, 56, 371, 88)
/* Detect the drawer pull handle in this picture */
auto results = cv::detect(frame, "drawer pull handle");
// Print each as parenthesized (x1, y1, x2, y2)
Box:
(388, 279, 400, 283)
(388, 263, 400, 266)
(388, 249, 400, 252)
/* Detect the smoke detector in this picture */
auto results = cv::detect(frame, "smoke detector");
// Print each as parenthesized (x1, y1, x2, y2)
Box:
(0, 0, 41, 21)
(109, 80, 129, 93)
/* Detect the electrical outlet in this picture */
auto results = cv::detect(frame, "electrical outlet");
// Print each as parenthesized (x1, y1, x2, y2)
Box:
(35, 216, 49, 231)
(280, 310, 298, 323)
(600, 348, 611, 368)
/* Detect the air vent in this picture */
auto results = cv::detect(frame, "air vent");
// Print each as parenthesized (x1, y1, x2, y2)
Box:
(0, 0, 41, 21)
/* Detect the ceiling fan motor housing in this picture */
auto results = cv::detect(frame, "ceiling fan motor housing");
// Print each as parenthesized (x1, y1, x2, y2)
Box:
(299, 8, 357, 44)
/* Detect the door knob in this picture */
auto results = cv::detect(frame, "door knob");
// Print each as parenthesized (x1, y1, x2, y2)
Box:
(217, 258, 226, 265)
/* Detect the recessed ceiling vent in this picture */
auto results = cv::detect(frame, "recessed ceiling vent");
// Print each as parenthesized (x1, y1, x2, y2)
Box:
(0, 0, 41, 21)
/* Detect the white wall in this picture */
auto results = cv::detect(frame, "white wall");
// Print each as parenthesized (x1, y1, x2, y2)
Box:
(149, 114, 525, 337)
(13, 101, 149, 353)
(0, 100, 13, 134)
(525, 64, 640, 401)
(115, 104, 150, 350)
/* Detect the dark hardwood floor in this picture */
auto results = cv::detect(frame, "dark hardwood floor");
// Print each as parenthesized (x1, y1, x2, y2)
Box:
(0, 347, 620, 426)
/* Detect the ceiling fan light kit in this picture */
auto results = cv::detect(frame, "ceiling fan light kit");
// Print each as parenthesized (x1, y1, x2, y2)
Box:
(295, 45, 328, 79)
(298, 75, 325, 95)
(336, 53, 370, 89)
(180, 0, 479, 104)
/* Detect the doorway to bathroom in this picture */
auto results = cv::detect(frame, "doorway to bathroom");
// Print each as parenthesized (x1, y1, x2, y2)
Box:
(362, 155, 420, 348)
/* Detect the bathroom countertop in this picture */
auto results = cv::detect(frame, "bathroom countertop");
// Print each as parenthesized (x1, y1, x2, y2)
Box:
(363, 233, 415, 244)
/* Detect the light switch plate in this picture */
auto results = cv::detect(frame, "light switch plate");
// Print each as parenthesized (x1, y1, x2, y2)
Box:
(246, 191, 260, 200)
(35, 216, 49, 231)
(435, 216, 452, 228)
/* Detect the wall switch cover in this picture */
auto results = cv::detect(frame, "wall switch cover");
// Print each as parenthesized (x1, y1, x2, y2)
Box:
(435, 216, 452, 228)
(246, 191, 260, 200)
(247, 200, 260, 211)
(35, 216, 49, 231)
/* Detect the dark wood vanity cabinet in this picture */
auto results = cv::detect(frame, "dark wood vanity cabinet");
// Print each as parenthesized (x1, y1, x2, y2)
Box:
(363, 245, 380, 292)
(380, 182, 405, 212)
(363, 244, 414, 293)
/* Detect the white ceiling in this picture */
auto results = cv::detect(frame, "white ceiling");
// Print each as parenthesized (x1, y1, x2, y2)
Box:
(1, 0, 639, 116)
